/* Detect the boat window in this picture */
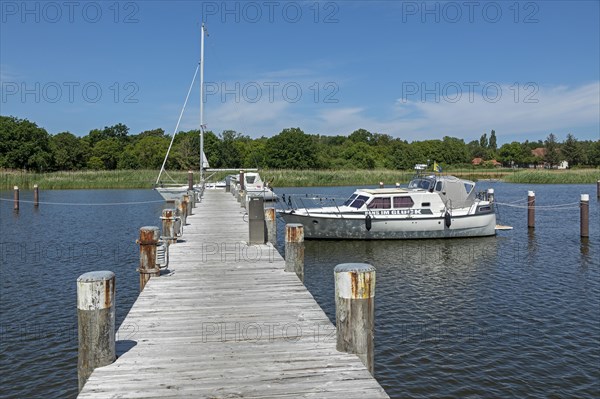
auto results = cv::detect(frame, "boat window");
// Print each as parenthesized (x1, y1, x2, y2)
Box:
(435, 181, 443, 191)
(343, 194, 357, 206)
(421, 202, 430, 207)
(409, 179, 432, 190)
(350, 195, 369, 209)
(393, 196, 414, 208)
(464, 183, 474, 194)
(367, 197, 391, 209)
(246, 176, 256, 184)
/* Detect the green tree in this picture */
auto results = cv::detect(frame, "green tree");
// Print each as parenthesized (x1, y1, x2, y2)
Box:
(50, 132, 88, 170)
(561, 133, 583, 167)
(341, 142, 376, 169)
(92, 138, 122, 170)
(489, 130, 497, 152)
(219, 130, 243, 168)
(0, 116, 53, 171)
(544, 133, 561, 167)
(267, 128, 318, 169)
(348, 128, 374, 145)
(479, 133, 488, 149)
(498, 141, 530, 166)
(87, 156, 105, 170)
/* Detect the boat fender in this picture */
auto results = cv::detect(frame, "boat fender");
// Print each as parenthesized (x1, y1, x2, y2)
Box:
(444, 211, 451, 228)
(365, 214, 372, 231)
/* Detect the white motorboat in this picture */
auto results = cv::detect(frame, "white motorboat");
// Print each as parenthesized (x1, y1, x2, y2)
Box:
(230, 172, 278, 201)
(278, 172, 496, 239)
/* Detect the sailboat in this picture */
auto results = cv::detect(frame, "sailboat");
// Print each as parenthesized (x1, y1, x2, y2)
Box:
(155, 24, 209, 201)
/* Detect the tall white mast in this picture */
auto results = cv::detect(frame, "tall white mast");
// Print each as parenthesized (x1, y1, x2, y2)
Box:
(199, 23, 206, 183)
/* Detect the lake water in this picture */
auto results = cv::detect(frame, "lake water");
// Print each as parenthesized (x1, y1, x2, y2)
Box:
(1, 183, 598, 398)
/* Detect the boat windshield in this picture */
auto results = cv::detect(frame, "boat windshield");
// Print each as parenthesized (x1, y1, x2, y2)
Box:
(408, 178, 434, 190)
(343, 194, 357, 206)
(349, 195, 369, 209)
(246, 176, 256, 184)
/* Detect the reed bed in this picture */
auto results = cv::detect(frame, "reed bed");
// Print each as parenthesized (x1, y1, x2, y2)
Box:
(1, 168, 598, 190)
(503, 169, 600, 184)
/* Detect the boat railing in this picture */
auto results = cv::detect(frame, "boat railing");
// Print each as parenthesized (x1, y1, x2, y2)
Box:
(278, 193, 348, 213)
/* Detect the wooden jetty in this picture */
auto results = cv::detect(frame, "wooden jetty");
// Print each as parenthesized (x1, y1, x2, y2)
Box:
(78, 190, 389, 398)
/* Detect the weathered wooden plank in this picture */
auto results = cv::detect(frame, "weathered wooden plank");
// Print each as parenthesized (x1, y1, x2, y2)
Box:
(77, 190, 389, 398)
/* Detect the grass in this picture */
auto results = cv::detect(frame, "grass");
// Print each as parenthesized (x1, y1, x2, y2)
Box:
(502, 169, 600, 184)
(1, 168, 598, 190)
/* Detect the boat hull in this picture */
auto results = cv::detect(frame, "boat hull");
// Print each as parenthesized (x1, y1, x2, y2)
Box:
(279, 212, 496, 239)
(155, 185, 203, 201)
(247, 189, 278, 201)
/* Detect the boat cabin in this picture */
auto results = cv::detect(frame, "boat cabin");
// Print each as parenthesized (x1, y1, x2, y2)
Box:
(343, 175, 477, 211)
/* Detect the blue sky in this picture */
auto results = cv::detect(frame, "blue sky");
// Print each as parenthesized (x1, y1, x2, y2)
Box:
(1, 1, 599, 144)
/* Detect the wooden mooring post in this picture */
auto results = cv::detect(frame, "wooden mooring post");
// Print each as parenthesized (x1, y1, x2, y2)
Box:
(285, 223, 304, 282)
(188, 170, 194, 190)
(187, 190, 196, 208)
(178, 199, 187, 226)
(77, 270, 116, 392)
(13, 186, 19, 211)
(527, 191, 535, 229)
(265, 207, 277, 244)
(161, 208, 177, 244)
(334, 263, 376, 376)
(580, 194, 589, 238)
(597, 180, 599, 199)
(183, 194, 192, 216)
(379, 182, 384, 188)
(33, 184, 39, 207)
(137, 226, 160, 291)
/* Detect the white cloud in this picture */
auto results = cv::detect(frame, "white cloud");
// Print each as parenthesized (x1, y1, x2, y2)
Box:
(309, 81, 600, 141)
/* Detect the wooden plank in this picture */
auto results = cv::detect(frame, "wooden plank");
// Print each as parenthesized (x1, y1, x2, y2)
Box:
(78, 190, 389, 398)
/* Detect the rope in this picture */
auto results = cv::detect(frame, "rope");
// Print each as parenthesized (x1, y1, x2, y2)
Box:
(156, 63, 200, 185)
(495, 201, 582, 210)
(0, 198, 165, 206)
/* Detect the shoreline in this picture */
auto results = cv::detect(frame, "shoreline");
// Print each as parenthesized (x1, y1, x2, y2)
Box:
(1, 168, 599, 190)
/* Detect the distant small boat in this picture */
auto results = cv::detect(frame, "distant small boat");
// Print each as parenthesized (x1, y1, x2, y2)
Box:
(230, 172, 278, 201)
(279, 167, 496, 239)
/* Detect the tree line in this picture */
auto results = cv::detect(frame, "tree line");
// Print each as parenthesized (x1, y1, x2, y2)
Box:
(1, 115, 599, 172)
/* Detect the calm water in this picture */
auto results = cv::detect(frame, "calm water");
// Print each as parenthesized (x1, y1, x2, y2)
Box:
(1, 183, 598, 398)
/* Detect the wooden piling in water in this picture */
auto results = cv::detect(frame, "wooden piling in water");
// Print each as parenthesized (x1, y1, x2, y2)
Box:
(137, 226, 160, 291)
(487, 188, 494, 203)
(527, 191, 535, 229)
(580, 194, 589, 238)
(265, 207, 277, 244)
(188, 170, 194, 190)
(379, 182, 384, 188)
(597, 180, 599, 198)
(248, 196, 265, 245)
(77, 270, 116, 392)
(285, 223, 304, 282)
(33, 184, 39, 207)
(13, 186, 19, 211)
(334, 263, 376, 376)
